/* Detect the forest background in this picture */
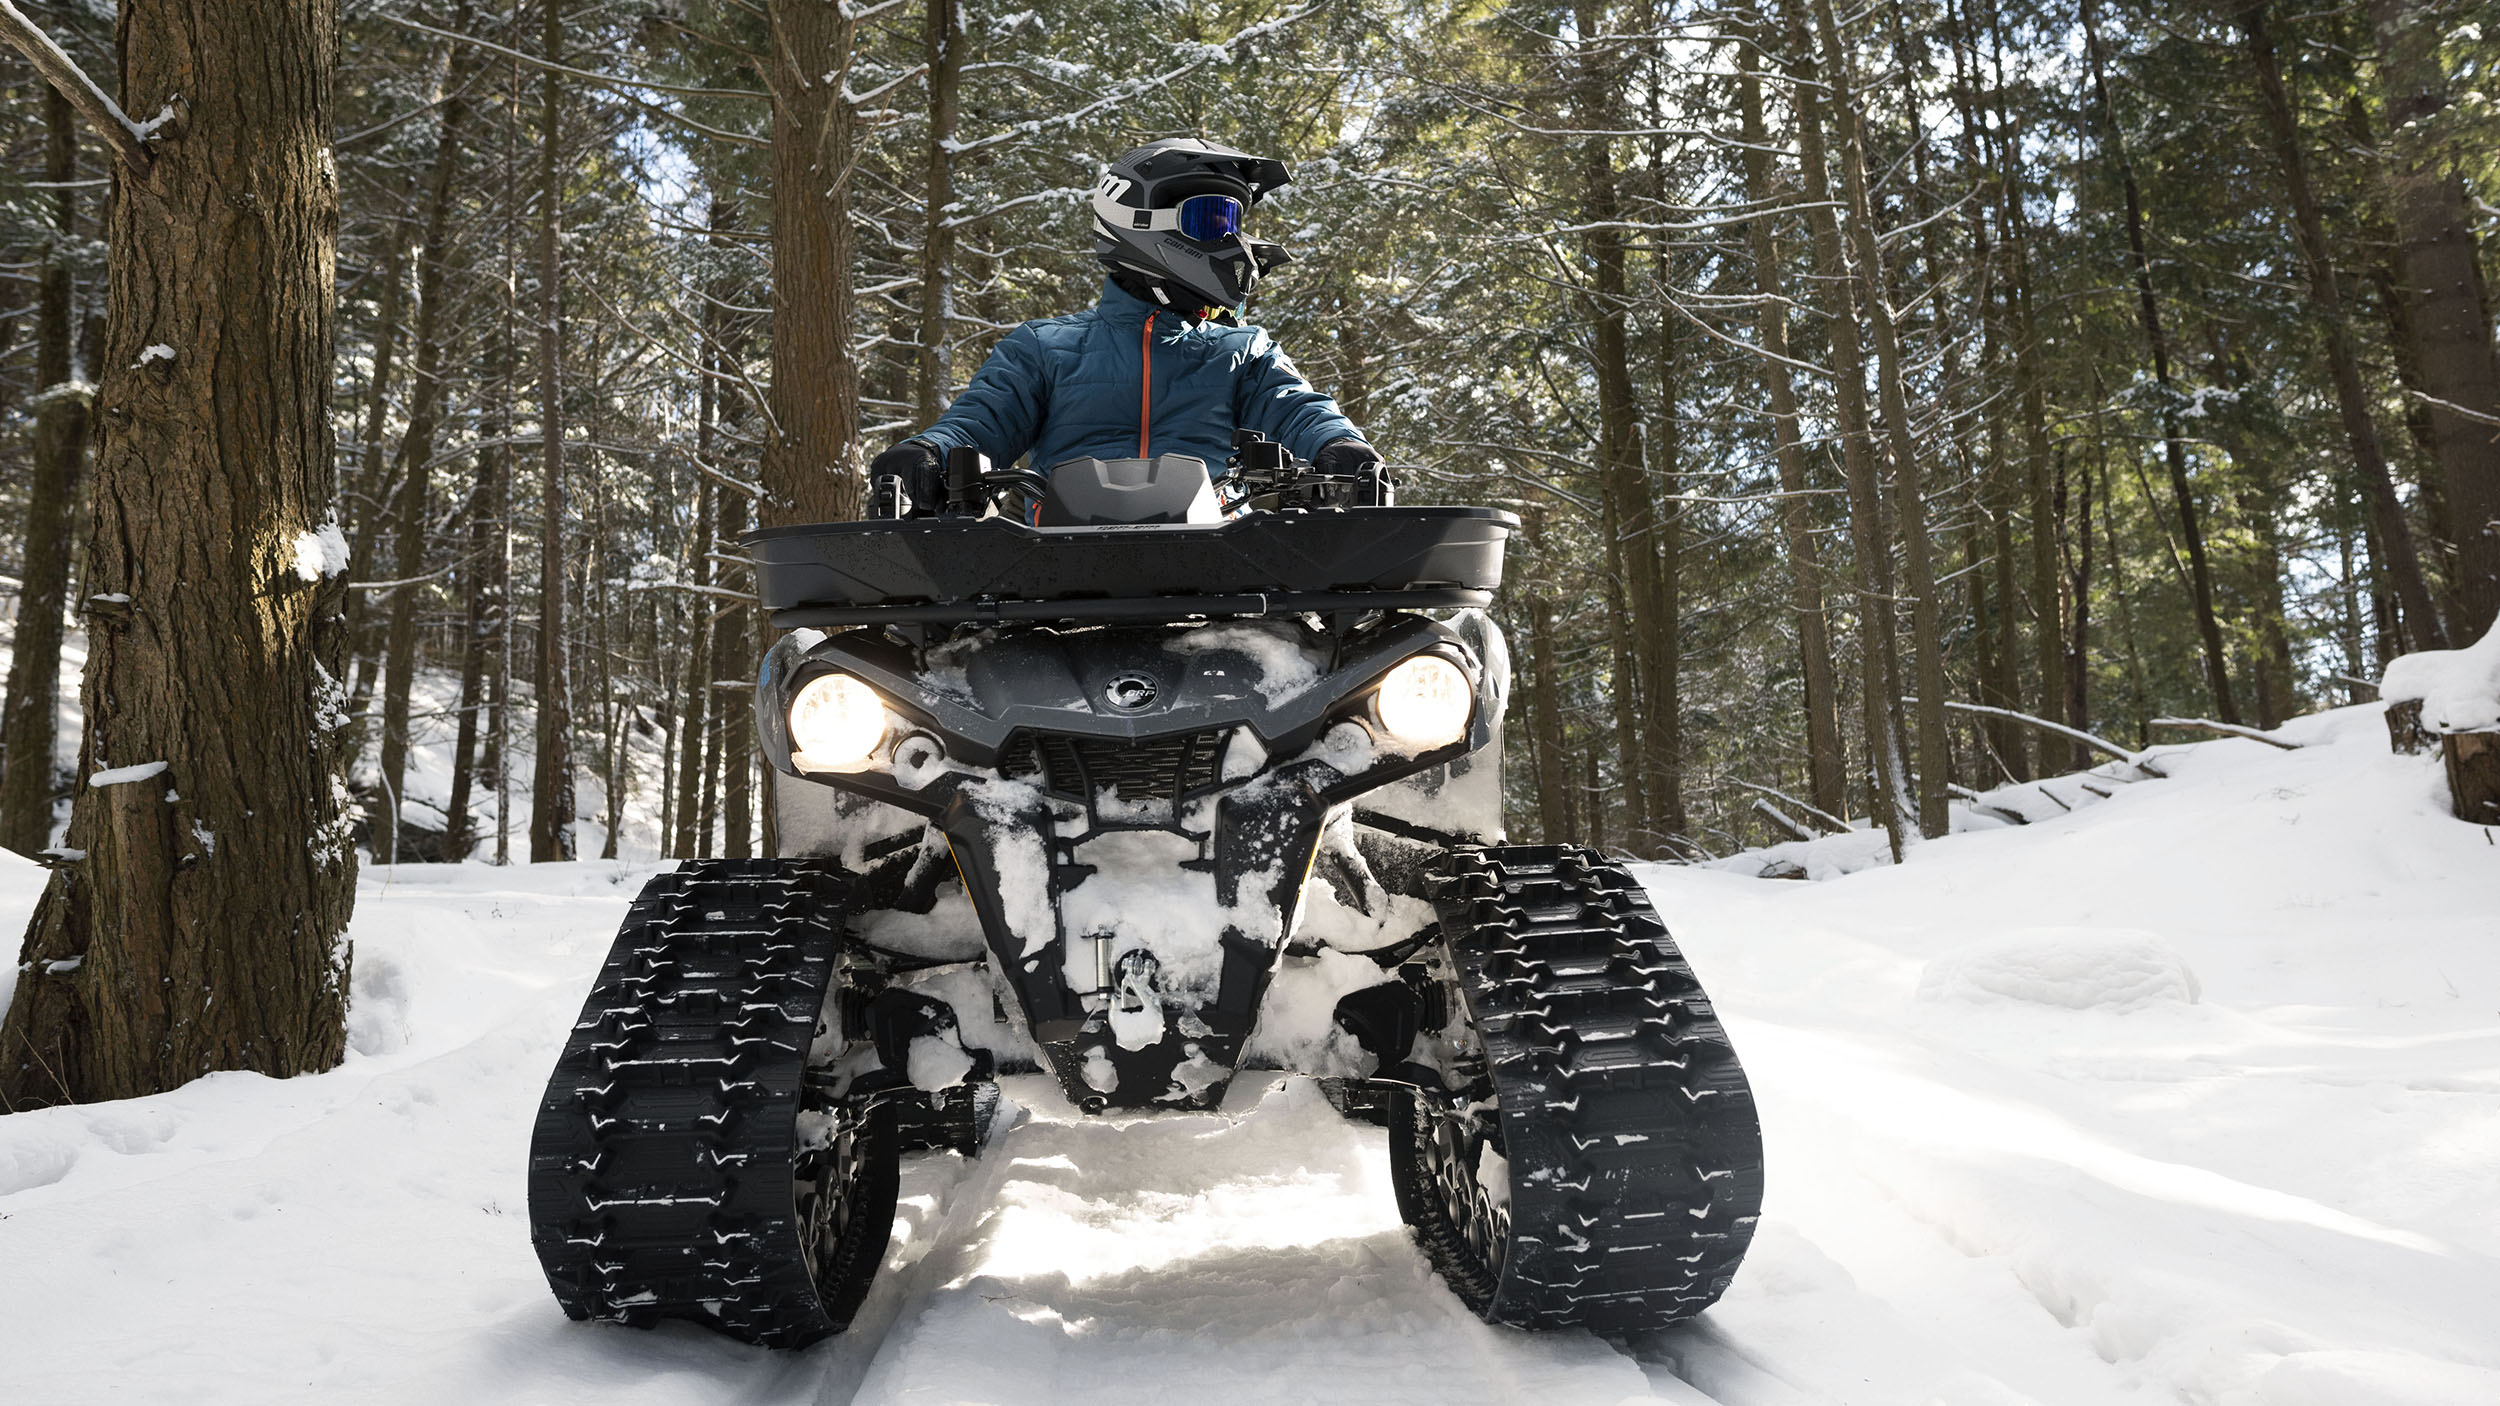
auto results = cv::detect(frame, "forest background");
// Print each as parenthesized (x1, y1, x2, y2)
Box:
(0, 0, 2494, 954)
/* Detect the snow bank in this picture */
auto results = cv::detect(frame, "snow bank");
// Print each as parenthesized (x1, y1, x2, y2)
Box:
(2381, 617, 2500, 732)
(1637, 702, 2500, 1405)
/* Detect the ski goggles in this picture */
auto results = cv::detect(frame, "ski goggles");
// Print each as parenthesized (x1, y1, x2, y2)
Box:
(1123, 193, 1243, 241)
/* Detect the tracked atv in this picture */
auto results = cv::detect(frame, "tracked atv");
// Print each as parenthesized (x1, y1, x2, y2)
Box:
(527, 440, 1763, 1347)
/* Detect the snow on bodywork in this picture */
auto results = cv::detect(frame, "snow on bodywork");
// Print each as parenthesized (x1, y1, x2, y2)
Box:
(759, 609, 1508, 1111)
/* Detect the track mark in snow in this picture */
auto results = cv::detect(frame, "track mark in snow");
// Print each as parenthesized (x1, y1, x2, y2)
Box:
(828, 1074, 1664, 1406)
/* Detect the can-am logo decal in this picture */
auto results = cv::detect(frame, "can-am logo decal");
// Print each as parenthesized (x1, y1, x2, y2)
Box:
(1104, 673, 1159, 712)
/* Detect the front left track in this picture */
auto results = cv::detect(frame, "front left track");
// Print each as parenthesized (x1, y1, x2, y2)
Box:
(527, 858, 899, 1348)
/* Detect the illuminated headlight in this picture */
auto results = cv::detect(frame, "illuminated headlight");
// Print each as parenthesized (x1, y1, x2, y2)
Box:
(1374, 654, 1471, 749)
(788, 673, 886, 768)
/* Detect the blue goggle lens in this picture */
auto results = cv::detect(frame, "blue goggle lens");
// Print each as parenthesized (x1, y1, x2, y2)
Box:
(1176, 194, 1243, 242)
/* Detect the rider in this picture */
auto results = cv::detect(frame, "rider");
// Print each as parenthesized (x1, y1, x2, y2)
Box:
(868, 138, 1386, 512)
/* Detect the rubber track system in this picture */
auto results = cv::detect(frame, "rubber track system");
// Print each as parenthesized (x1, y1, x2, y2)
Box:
(1395, 844, 1763, 1334)
(528, 858, 898, 1349)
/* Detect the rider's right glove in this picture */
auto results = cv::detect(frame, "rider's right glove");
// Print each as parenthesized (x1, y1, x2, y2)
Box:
(869, 438, 947, 516)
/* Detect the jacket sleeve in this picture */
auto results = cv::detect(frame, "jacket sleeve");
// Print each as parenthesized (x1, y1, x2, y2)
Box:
(1232, 328, 1362, 463)
(915, 323, 1052, 468)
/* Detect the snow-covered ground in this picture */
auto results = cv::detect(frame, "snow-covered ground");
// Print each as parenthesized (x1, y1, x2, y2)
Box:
(1, 703, 2496, 1404)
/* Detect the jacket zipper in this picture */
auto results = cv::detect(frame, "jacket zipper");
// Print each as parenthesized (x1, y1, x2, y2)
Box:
(1138, 312, 1154, 457)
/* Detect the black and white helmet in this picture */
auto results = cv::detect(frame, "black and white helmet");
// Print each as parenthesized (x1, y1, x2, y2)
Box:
(1090, 138, 1293, 312)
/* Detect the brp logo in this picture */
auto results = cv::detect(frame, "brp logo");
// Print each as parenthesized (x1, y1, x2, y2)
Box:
(1104, 672, 1159, 712)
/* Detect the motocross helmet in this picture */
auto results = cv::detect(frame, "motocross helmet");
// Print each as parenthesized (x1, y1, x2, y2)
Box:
(1091, 138, 1294, 313)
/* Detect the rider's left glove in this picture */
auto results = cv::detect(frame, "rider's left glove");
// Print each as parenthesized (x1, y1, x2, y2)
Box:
(869, 438, 947, 517)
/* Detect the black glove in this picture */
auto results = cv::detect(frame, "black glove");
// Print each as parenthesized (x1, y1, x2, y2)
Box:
(1313, 437, 1382, 477)
(1314, 438, 1394, 506)
(869, 438, 945, 516)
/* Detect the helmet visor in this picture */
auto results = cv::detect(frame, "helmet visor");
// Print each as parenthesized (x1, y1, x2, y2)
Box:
(1175, 193, 1243, 242)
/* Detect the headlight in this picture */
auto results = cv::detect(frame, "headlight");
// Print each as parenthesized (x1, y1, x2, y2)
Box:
(1374, 654, 1471, 748)
(788, 673, 887, 767)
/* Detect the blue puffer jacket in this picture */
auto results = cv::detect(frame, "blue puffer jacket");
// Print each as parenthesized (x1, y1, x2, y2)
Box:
(912, 277, 1360, 477)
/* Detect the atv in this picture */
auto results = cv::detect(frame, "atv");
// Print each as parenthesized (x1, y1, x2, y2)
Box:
(526, 440, 1763, 1347)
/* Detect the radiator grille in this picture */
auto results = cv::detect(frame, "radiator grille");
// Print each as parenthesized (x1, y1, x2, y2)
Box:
(997, 727, 1229, 808)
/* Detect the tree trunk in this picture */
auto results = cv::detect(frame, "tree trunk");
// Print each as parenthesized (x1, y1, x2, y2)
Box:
(2062, 445, 2093, 760)
(2369, 0, 2500, 641)
(1526, 594, 1575, 844)
(2080, 0, 2242, 720)
(1811, 0, 1948, 838)
(1, 0, 355, 1108)
(1572, 0, 1655, 852)
(1784, 0, 1911, 859)
(763, 0, 863, 527)
(2099, 418, 2153, 745)
(672, 491, 713, 859)
(1644, 301, 1686, 843)
(591, 467, 623, 862)
(913, 0, 964, 424)
(2240, 0, 2447, 651)
(528, 0, 574, 862)
(377, 1, 476, 861)
(1735, 34, 1846, 818)
(1, 85, 90, 857)
(1977, 0, 2063, 769)
(717, 482, 753, 860)
(442, 426, 502, 864)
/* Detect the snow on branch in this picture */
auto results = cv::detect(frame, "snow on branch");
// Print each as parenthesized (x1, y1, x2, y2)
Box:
(2150, 717, 2303, 751)
(0, 0, 156, 173)
(942, 4, 1320, 158)
(386, 15, 769, 103)
(1936, 701, 2136, 764)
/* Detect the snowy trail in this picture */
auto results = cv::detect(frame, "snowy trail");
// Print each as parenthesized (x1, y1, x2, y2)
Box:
(4, 705, 2498, 1403)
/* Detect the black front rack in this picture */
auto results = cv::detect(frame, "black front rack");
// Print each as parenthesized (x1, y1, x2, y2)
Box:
(771, 587, 1492, 629)
(747, 509, 1514, 631)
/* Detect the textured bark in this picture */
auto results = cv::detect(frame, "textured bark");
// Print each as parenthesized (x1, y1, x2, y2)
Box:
(377, 0, 477, 861)
(2241, 1, 2446, 651)
(763, 0, 863, 527)
(1, 86, 89, 856)
(2080, 0, 2240, 720)
(529, 0, 574, 861)
(1785, 0, 1910, 859)
(1735, 37, 1845, 818)
(1812, 0, 1947, 838)
(2367, 0, 2499, 639)
(1, 0, 355, 1107)
(913, 0, 964, 424)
